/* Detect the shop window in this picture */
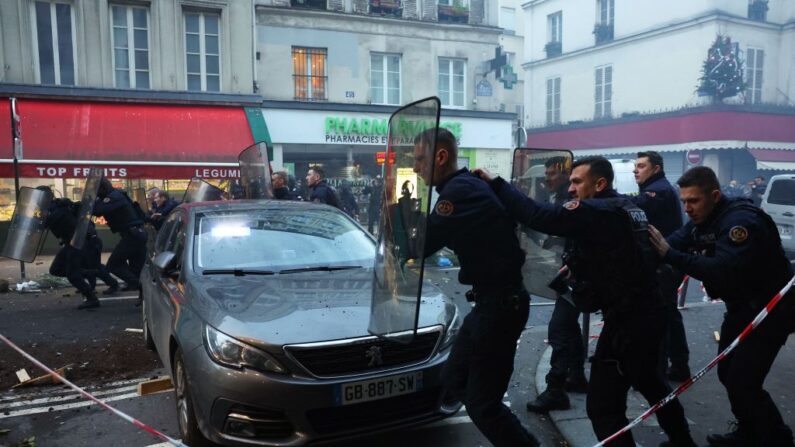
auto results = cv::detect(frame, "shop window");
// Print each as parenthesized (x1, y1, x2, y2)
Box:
(438, 57, 466, 108)
(594, 64, 612, 119)
(745, 47, 764, 104)
(293, 47, 328, 101)
(370, 53, 401, 105)
(32, 0, 76, 85)
(185, 11, 221, 92)
(546, 76, 561, 125)
(111, 4, 150, 89)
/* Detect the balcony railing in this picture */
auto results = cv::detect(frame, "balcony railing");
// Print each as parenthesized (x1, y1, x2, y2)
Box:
(370, 0, 402, 16)
(544, 41, 562, 58)
(291, 0, 327, 10)
(748, 0, 768, 21)
(438, 4, 469, 24)
(593, 23, 614, 45)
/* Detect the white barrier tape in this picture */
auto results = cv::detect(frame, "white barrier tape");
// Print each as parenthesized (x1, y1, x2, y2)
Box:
(593, 274, 795, 447)
(0, 333, 187, 447)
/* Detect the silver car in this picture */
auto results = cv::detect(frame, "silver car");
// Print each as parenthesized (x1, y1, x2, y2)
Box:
(141, 200, 462, 446)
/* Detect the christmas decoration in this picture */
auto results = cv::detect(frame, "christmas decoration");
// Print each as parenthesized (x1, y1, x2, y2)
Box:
(697, 35, 746, 102)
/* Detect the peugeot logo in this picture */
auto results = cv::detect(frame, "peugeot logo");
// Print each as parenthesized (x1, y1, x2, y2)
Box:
(365, 346, 383, 367)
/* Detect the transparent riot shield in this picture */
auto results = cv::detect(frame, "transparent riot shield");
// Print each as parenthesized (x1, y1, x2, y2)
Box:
(369, 97, 441, 343)
(70, 168, 103, 250)
(511, 148, 574, 302)
(182, 178, 227, 204)
(238, 142, 274, 199)
(1, 187, 54, 262)
(132, 187, 150, 213)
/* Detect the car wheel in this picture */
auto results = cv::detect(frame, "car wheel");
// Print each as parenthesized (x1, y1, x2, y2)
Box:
(141, 291, 155, 351)
(173, 348, 211, 447)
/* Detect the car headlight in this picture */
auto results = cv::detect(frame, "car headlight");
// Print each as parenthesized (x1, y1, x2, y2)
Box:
(440, 306, 461, 350)
(204, 325, 286, 374)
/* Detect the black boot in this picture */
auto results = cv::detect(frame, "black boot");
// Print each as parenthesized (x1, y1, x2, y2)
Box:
(102, 283, 119, 296)
(565, 370, 588, 394)
(706, 422, 752, 446)
(77, 291, 100, 310)
(526, 382, 570, 412)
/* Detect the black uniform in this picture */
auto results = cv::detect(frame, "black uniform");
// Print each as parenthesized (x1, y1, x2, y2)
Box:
(631, 171, 690, 379)
(665, 197, 795, 446)
(491, 177, 695, 447)
(425, 169, 537, 447)
(93, 180, 147, 290)
(146, 198, 179, 231)
(308, 180, 340, 208)
(273, 186, 295, 200)
(45, 198, 118, 298)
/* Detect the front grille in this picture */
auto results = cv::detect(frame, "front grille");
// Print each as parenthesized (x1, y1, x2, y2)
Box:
(306, 387, 442, 435)
(284, 328, 442, 377)
(224, 404, 294, 440)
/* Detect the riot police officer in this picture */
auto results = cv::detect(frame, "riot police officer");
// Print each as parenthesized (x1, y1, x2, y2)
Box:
(38, 186, 119, 309)
(478, 156, 696, 447)
(631, 151, 691, 381)
(414, 128, 540, 447)
(92, 178, 147, 292)
(649, 166, 795, 447)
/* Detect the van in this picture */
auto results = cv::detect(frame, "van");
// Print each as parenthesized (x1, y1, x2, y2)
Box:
(761, 174, 795, 258)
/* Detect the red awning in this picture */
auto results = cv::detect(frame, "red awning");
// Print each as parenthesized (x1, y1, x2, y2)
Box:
(0, 98, 255, 179)
(749, 149, 795, 171)
(526, 110, 795, 152)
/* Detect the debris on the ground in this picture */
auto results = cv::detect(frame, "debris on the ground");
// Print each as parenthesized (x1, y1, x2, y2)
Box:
(15, 436, 36, 447)
(15, 369, 31, 383)
(15, 281, 42, 293)
(124, 328, 143, 334)
(11, 365, 72, 389)
(32, 274, 71, 289)
(137, 376, 174, 396)
(0, 428, 10, 435)
(714, 331, 721, 342)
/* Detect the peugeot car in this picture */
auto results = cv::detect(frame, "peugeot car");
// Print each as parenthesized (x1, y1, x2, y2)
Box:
(140, 199, 461, 446)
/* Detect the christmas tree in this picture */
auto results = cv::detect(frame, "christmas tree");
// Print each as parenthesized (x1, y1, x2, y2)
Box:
(697, 35, 746, 102)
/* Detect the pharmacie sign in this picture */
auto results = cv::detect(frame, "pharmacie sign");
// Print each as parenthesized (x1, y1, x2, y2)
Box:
(324, 115, 463, 145)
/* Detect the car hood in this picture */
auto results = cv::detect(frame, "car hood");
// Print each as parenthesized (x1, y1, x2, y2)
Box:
(185, 268, 453, 348)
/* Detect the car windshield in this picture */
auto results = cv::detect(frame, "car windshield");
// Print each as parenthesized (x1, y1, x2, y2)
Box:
(194, 207, 374, 271)
(767, 179, 795, 206)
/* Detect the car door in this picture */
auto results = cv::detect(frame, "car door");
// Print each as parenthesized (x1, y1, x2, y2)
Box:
(762, 176, 795, 256)
(149, 211, 186, 358)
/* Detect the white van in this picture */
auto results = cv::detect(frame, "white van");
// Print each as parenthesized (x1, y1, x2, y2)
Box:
(761, 174, 795, 257)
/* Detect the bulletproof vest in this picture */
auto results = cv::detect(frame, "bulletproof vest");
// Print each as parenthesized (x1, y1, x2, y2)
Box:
(566, 198, 659, 314)
(104, 191, 142, 233)
(46, 199, 78, 242)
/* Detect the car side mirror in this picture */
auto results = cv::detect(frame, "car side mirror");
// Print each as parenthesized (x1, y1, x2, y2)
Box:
(153, 251, 177, 275)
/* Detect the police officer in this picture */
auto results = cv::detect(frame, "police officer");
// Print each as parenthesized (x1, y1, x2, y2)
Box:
(146, 191, 179, 231)
(305, 166, 341, 207)
(649, 166, 795, 447)
(271, 171, 295, 200)
(413, 128, 539, 447)
(631, 151, 691, 381)
(38, 186, 119, 309)
(92, 178, 147, 292)
(478, 156, 696, 447)
(526, 156, 587, 413)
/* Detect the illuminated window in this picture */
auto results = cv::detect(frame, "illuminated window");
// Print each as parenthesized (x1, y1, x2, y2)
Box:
(293, 47, 328, 101)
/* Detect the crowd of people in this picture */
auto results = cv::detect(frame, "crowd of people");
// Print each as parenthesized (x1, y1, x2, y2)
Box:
(721, 176, 768, 205)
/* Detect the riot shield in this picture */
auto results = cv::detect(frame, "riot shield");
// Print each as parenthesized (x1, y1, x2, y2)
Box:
(132, 187, 150, 213)
(1, 187, 53, 262)
(369, 97, 441, 343)
(70, 168, 103, 250)
(511, 148, 573, 302)
(238, 142, 274, 200)
(182, 178, 227, 204)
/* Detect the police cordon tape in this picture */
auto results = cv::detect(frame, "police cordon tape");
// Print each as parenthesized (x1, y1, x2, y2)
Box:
(593, 274, 795, 447)
(0, 333, 187, 447)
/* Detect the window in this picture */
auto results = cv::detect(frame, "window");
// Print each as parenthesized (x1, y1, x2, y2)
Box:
(546, 77, 561, 125)
(32, 1, 75, 85)
(594, 65, 612, 118)
(746, 47, 764, 104)
(548, 12, 562, 43)
(370, 53, 401, 105)
(293, 47, 328, 101)
(500, 7, 516, 33)
(438, 58, 466, 108)
(768, 180, 795, 206)
(185, 12, 220, 92)
(111, 5, 149, 89)
(597, 0, 614, 25)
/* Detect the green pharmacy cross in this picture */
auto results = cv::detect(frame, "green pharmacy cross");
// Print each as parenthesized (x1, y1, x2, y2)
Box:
(500, 65, 518, 89)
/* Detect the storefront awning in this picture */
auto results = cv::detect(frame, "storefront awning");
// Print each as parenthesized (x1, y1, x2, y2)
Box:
(0, 98, 257, 179)
(749, 149, 795, 171)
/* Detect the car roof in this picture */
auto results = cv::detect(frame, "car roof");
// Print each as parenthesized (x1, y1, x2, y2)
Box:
(176, 199, 337, 214)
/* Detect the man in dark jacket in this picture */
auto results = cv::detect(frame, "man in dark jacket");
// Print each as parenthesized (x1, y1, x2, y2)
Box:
(306, 166, 340, 208)
(146, 191, 179, 231)
(631, 151, 691, 381)
(650, 167, 795, 447)
(364, 176, 383, 234)
(272, 171, 294, 200)
(92, 178, 147, 292)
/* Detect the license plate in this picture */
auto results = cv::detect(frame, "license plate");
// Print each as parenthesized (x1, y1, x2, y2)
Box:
(334, 372, 423, 406)
(779, 225, 792, 237)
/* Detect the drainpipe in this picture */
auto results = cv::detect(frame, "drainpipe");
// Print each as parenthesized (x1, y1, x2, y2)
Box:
(252, 0, 259, 94)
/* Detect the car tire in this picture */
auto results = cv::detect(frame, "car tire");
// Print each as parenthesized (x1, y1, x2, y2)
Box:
(173, 348, 211, 447)
(141, 291, 156, 351)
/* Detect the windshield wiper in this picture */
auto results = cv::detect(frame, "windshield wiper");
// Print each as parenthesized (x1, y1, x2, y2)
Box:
(202, 269, 276, 276)
(278, 266, 365, 274)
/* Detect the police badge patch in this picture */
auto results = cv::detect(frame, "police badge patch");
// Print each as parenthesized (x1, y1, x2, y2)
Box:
(563, 200, 580, 211)
(645, 191, 657, 198)
(729, 226, 749, 244)
(436, 200, 454, 216)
